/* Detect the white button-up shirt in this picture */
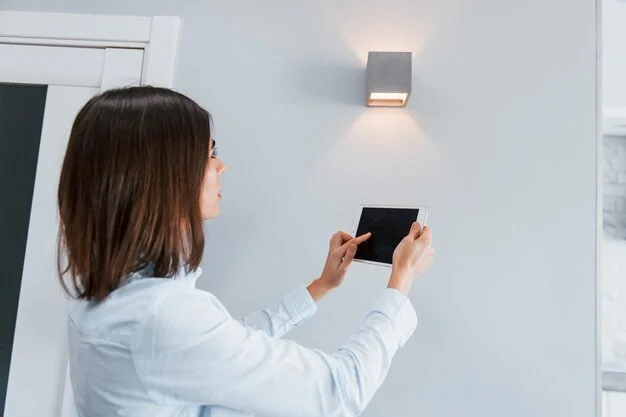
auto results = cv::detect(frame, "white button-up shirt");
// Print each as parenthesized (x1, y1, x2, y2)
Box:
(68, 266, 417, 417)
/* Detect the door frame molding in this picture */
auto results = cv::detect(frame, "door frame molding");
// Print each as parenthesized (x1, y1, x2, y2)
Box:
(0, 11, 180, 417)
(0, 11, 180, 87)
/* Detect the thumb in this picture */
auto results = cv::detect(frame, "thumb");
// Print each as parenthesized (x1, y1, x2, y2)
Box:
(418, 226, 432, 244)
(329, 232, 342, 249)
(408, 222, 422, 240)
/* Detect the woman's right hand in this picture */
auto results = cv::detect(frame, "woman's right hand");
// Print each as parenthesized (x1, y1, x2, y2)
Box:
(388, 222, 434, 294)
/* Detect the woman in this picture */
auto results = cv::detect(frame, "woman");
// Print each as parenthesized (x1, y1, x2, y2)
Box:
(58, 86, 434, 417)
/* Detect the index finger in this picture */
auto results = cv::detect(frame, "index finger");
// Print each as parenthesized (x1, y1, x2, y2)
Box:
(351, 232, 372, 245)
(339, 232, 371, 251)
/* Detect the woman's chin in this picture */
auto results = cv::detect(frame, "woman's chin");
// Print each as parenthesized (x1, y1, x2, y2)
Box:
(202, 206, 221, 220)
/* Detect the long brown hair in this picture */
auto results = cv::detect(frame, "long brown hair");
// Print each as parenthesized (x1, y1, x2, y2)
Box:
(57, 86, 211, 301)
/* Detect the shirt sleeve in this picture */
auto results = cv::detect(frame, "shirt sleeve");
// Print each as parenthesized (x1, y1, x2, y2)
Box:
(133, 287, 417, 417)
(238, 286, 317, 338)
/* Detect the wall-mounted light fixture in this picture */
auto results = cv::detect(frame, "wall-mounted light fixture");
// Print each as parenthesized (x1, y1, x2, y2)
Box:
(366, 51, 412, 107)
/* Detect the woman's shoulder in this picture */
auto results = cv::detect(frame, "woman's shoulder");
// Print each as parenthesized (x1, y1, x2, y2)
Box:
(69, 276, 228, 340)
(140, 284, 231, 338)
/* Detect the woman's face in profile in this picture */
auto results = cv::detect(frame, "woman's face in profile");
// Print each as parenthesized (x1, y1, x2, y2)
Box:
(200, 139, 226, 220)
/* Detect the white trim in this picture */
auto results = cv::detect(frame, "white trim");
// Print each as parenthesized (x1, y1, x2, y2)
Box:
(596, 0, 603, 415)
(0, 11, 180, 88)
(101, 48, 145, 91)
(0, 11, 152, 43)
(142, 16, 181, 87)
(0, 43, 107, 87)
(0, 36, 147, 49)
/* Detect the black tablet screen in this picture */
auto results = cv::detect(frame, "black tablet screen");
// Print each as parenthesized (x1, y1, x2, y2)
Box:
(354, 207, 419, 265)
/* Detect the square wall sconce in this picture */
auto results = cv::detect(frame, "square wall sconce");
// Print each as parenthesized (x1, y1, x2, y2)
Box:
(366, 51, 412, 107)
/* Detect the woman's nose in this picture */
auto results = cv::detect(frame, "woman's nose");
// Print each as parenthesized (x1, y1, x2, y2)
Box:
(218, 159, 227, 175)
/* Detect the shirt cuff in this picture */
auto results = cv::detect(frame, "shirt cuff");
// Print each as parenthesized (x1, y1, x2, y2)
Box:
(371, 288, 418, 347)
(282, 286, 318, 327)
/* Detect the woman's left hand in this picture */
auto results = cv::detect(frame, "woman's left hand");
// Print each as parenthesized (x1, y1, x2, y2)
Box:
(307, 231, 371, 302)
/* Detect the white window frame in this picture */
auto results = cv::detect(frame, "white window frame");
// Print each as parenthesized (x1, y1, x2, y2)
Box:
(0, 11, 180, 417)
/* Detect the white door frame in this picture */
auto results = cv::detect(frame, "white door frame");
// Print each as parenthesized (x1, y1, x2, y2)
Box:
(0, 11, 180, 88)
(596, 0, 604, 410)
(0, 11, 180, 417)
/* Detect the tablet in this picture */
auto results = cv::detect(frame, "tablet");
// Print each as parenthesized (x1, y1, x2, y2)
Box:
(351, 205, 428, 267)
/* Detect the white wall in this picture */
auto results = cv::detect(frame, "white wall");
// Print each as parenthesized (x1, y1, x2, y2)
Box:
(2, 1, 599, 416)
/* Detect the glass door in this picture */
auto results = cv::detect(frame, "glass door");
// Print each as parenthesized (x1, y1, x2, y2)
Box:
(0, 83, 48, 414)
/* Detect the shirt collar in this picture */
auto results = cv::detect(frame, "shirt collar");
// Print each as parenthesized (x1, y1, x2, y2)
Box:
(122, 263, 203, 289)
